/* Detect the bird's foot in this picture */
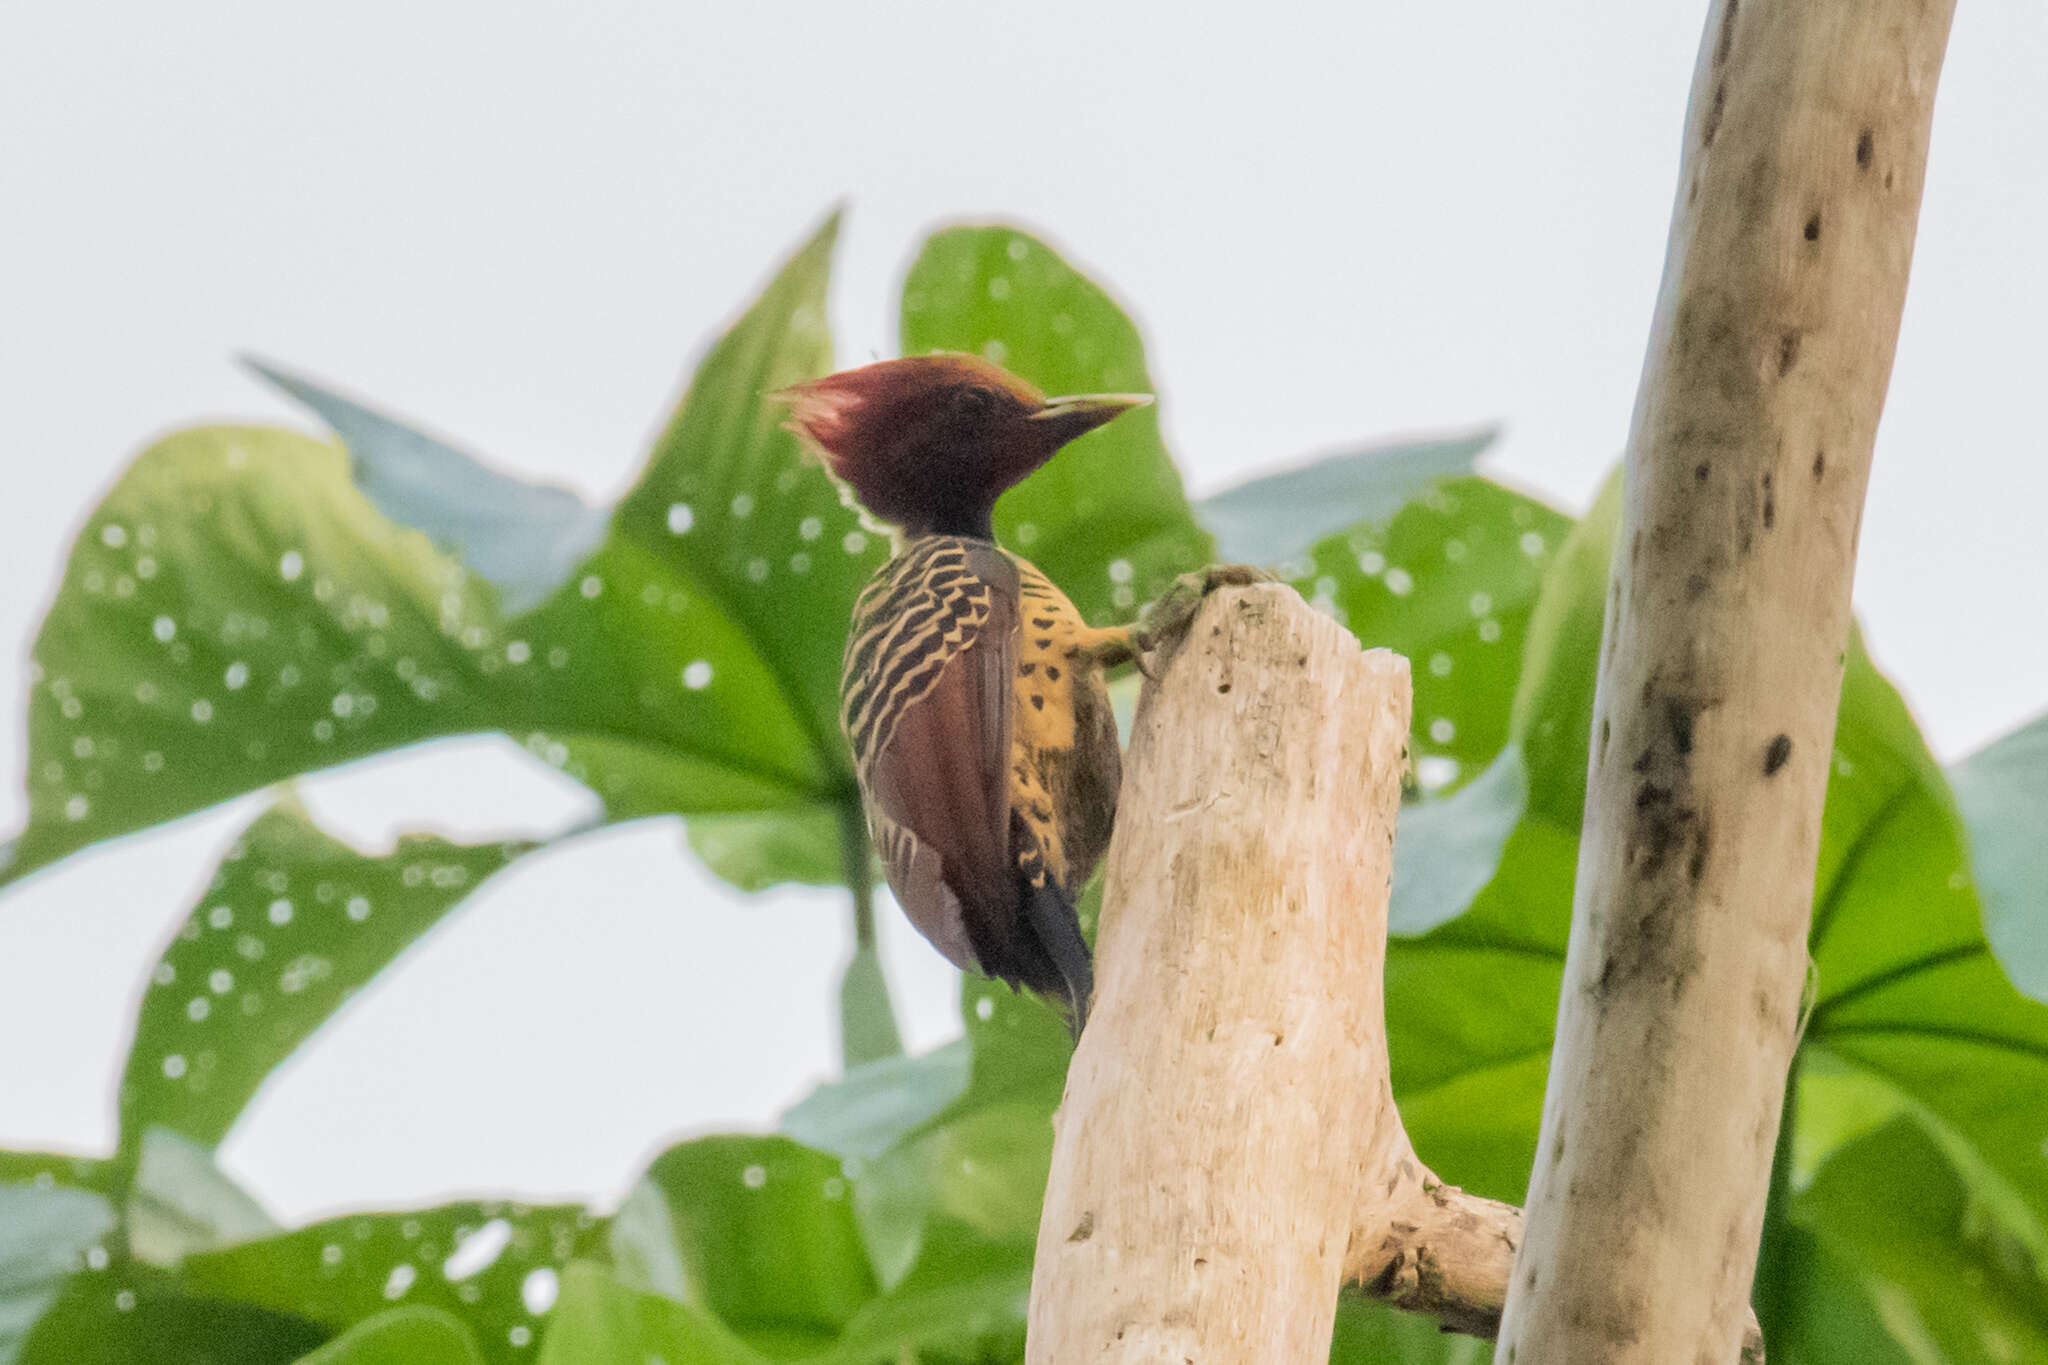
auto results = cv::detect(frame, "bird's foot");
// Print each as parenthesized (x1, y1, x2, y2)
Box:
(1131, 563, 1273, 672)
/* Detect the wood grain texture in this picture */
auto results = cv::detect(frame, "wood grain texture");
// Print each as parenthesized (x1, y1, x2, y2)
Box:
(1025, 584, 1470, 1361)
(1498, 1, 1956, 1361)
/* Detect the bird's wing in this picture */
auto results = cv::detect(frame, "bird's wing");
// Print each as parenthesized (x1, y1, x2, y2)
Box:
(842, 539, 1017, 973)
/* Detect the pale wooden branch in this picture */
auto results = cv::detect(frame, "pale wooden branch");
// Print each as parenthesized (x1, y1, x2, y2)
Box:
(1024, 586, 1761, 1359)
(1497, 2, 1957, 1363)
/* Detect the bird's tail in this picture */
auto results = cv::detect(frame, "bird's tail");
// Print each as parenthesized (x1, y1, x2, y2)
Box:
(1019, 879, 1095, 1040)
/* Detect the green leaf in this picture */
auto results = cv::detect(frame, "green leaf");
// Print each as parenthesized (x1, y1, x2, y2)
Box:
(1199, 428, 1495, 568)
(1802, 647, 2048, 1249)
(1950, 711, 2048, 1002)
(1293, 477, 1572, 781)
(1794, 1117, 2048, 1361)
(1390, 747, 1529, 937)
(781, 1044, 972, 1164)
(1329, 1289, 1487, 1364)
(614, 210, 867, 783)
(0, 425, 807, 888)
(535, 1263, 767, 1365)
(0, 1184, 113, 1365)
(1762, 1226, 1926, 1365)
(178, 1201, 604, 1365)
(245, 359, 608, 615)
(899, 226, 1212, 624)
(117, 803, 530, 1151)
(21, 1261, 325, 1365)
(805, 1218, 1031, 1365)
(685, 806, 846, 892)
(616, 1136, 874, 1355)
(290, 1307, 484, 1365)
(1505, 468, 1620, 825)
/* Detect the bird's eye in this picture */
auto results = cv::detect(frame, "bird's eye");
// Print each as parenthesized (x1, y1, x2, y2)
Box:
(949, 386, 996, 423)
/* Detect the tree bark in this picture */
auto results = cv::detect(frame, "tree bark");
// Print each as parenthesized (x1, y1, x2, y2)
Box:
(1497, 2, 1956, 1362)
(1027, 586, 1414, 1362)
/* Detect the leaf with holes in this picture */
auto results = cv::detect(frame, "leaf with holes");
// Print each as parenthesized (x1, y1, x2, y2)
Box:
(2, 217, 867, 897)
(611, 1137, 874, 1357)
(1951, 710, 2048, 1002)
(1294, 476, 1572, 783)
(900, 226, 1211, 625)
(535, 1264, 767, 1365)
(117, 803, 531, 1152)
(177, 1202, 604, 1365)
(1199, 428, 1496, 568)
(614, 210, 872, 785)
(292, 1307, 486, 1365)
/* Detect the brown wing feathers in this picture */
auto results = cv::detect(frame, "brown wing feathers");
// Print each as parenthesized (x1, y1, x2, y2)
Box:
(844, 540, 1038, 980)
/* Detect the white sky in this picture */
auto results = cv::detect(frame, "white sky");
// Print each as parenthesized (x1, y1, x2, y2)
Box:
(1, 2, 2042, 1221)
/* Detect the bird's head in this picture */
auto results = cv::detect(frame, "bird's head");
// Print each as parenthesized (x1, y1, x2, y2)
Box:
(776, 353, 1150, 538)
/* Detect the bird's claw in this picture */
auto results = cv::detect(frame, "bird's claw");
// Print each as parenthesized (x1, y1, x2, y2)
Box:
(1131, 563, 1272, 664)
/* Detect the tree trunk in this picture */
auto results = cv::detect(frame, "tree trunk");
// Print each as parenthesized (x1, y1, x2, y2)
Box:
(1496, 2, 1956, 1362)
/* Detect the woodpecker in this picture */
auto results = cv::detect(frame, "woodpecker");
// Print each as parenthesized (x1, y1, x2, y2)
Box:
(778, 353, 1154, 1035)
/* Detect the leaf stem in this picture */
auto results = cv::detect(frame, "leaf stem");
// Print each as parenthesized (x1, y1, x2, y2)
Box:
(841, 802, 877, 952)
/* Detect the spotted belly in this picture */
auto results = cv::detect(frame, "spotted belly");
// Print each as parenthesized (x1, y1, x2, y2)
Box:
(1005, 557, 1125, 899)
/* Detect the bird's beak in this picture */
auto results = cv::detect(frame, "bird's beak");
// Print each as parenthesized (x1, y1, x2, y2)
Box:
(1027, 393, 1153, 447)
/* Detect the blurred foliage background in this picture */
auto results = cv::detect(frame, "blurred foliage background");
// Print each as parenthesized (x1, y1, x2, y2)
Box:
(2, 216, 2044, 1364)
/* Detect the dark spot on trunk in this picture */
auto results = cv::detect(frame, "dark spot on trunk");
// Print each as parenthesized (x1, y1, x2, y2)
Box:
(1764, 733, 1792, 774)
(1599, 716, 1611, 761)
(1762, 471, 1775, 529)
(1633, 746, 1655, 774)
(1803, 214, 1821, 242)
(1812, 448, 1826, 479)
(1856, 129, 1874, 169)
(1686, 572, 1709, 600)
(1703, 82, 1726, 147)
(1777, 332, 1800, 376)
(1885, 169, 1895, 190)
(1666, 700, 1697, 754)
(1216, 681, 1231, 694)
(1695, 461, 1711, 483)
(1714, 0, 1739, 66)
(1067, 1211, 1094, 1242)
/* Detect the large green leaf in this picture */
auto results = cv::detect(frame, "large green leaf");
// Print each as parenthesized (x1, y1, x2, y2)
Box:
(1200, 428, 1495, 569)
(118, 803, 530, 1151)
(615, 210, 869, 780)
(610, 1136, 874, 1357)
(535, 1263, 766, 1365)
(1794, 1118, 2048, 1362)
(291, 1307, 485, 1365)
(1294, 476, 1572, 781)
(178, 1201, 604, 1365)
(1950, 711, 2048, 1001)
(899, 226, 1211, 624)
(0, 425, 812, 887)
(2, 218, 868, 896)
